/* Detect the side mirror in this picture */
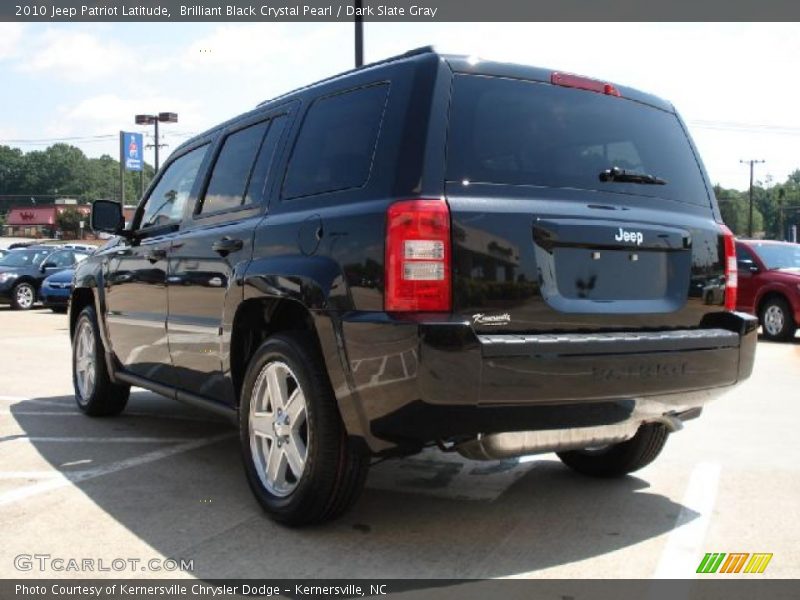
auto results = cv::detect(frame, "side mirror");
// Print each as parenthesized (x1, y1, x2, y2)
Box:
(749, 264, 760, 274)
(91, 200, 125, 235)
(41, 262, 55, 272)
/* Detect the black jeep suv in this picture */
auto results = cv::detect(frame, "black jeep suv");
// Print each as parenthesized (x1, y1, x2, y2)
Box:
(71, 48, 757, 525)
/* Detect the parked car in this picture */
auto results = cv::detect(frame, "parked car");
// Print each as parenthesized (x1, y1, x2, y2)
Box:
(71, 47, 757, 525)
(62, 243, 97, 253)
(0, 246, 89, 310)
(40, 268, 75, 312)
(735, 239, 800, 341)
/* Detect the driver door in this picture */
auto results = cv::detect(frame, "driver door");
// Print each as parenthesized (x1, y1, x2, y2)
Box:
(103, 144, 209, 386)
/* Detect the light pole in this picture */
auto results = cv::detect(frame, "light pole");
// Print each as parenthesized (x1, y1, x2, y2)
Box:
(740, 159, 765, 238)
(354, 0, 363, 67)
(135, 112, 178, 173)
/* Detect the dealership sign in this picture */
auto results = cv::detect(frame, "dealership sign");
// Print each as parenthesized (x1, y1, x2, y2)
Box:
(121, 131, 143, 172)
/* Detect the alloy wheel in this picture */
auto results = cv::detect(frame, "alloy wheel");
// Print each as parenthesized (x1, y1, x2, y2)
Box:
(764, 304, 785, 336)
(74, 319, 97, 401)
(249, 361, 309, 497)
(15, 284, 34, 309)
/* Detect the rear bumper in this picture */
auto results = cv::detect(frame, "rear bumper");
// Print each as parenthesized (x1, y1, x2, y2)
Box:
(334, 311, 757, 454)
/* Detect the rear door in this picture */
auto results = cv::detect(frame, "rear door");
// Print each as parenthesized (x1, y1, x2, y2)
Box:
(166, 108, 291, 404)
(445, 73, 726, 333)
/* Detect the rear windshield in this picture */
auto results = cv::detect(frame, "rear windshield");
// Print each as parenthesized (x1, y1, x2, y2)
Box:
(447, 75, 710, 206)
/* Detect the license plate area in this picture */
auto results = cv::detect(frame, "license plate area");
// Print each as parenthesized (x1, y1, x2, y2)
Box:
(554, 247, 668, 301)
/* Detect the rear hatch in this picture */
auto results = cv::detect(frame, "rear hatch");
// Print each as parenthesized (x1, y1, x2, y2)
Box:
(445, 71, 726, 334)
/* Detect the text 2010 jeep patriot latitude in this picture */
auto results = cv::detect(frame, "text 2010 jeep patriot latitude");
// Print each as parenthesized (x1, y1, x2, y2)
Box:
(72, 47, 757, 525)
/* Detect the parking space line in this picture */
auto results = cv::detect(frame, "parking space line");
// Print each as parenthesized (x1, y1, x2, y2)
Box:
(0, 411, 77, 416)
(0, 471, 65, 480)
(0, 432, 235, 508)
(652, 462, 721, 578)
(5, 436, 218, 443)
(0, 397, 71, 408)
(1, 410, 222, 422)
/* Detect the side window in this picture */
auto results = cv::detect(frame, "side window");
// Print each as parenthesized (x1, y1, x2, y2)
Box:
(244, 115, 288, 206)
(283, 84, 389, 199)
(140, 145, 208, 230)
(200, 121, 269, 214)
(736, 246, 755, 269)
(48, 251, 73, 267)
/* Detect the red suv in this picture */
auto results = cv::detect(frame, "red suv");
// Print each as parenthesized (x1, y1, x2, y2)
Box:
(735, 240, 800, 341)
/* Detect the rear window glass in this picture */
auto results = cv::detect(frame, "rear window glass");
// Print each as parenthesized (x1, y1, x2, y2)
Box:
(447, 75, 710, 206)
(283, 83, 389, 199)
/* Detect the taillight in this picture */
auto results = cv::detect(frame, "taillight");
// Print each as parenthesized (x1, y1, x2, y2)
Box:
(385, 198, 451, 312)
(551, 72, 621, 97)
(721, 224, 737, 311)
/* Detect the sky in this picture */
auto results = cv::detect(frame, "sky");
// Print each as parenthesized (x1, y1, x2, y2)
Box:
(0, 22, 799, 191)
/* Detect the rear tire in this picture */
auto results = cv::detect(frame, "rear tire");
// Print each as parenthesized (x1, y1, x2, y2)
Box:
(760, 296, 796, 342)
(557, 423, 669, 478)
(239, 332, 368, 526)
(72, 305, 129, 416)
(10, 282, 36, 310)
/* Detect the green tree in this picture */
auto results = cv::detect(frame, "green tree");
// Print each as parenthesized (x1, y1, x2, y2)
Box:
(0, 146, 25, 194)
(56, 207, 83, 238)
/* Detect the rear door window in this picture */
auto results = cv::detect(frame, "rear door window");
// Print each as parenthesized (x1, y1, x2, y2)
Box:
(200, 121, 270, 214)
(47, 250, 75, 267)
(282, 83, 389, 199)
(447, 75, 710, 206)
(244, 115, 288, 206)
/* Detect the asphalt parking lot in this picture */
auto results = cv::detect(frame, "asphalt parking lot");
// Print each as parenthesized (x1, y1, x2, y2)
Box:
(0, 306, 798, 580)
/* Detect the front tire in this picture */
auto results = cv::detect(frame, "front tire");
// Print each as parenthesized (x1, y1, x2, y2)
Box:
(760, 296, 796, 341)
(239, 332, 368, 526)
(72, 305, 129, 416)
(557, 423, 669, 478)
(10, 282, 36, 310)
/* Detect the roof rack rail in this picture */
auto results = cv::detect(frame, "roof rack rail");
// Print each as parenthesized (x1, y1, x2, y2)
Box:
(256, 46, 437, 107)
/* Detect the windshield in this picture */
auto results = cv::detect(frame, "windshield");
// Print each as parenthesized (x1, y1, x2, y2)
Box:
(751, 243, 800, 270)
(0, 248, 52, 268)
(447, 75, 711, 206)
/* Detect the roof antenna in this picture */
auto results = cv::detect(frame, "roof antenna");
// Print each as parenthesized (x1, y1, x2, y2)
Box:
(354, 0, 364, 67)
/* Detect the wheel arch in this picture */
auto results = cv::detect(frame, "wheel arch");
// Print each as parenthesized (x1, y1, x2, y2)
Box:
(229, 296, 334, 407)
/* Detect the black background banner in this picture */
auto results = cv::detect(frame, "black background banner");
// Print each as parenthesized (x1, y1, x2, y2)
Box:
(3, 580, 800, 600)
(3, 0, 800, 22)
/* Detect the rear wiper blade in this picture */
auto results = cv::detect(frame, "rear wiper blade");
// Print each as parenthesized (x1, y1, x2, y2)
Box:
(599, 166, 667, 185)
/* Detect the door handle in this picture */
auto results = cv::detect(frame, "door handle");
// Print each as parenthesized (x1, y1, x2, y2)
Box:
(145, 247, 168, 263)
(211, 237, 243, 256)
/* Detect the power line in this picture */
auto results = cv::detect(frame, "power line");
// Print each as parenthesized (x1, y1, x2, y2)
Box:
(0, 134, 117, 144)
(689, 119, 800, 136)
(0, 131, 198, 146)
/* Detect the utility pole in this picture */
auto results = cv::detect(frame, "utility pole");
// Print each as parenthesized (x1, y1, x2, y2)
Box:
(740, 159, 765, 238)
(354, 0, 363, 67)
